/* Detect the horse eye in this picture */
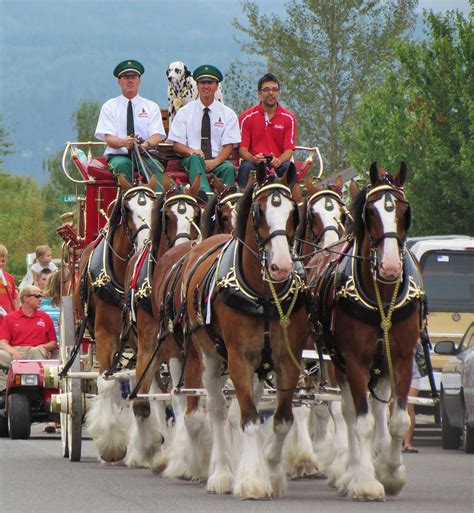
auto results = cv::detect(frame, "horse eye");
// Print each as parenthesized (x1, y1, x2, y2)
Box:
(222, 215, 228, 223)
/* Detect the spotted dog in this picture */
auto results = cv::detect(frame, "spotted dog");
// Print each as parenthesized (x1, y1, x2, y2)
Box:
(166, 61, 224, 126)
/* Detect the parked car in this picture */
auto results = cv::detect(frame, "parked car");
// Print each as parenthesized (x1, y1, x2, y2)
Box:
(408, 235, 474, 421)
(435, 322, 474, 453)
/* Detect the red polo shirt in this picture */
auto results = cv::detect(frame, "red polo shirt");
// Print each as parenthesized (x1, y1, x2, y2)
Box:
(0, 308, 57, 347)
(0, 271, 17, 328)
(240, 103, 297, 157)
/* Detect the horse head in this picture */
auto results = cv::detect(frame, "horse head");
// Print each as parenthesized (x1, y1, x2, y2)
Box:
(247, 163, 300, 282)
(152, 174, 202, 251)
(117, 174, 157, 250)
(213, 177, 242, 235)
(363, 162, 410, 282)
(303, 174, 347, 248)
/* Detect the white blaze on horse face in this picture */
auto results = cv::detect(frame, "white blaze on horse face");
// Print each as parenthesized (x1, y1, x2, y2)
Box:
(171, 202, 195, 246)
(312, 198, 340, 248)
(128, 193, 153, 249)
(265, 194, 294, 280)
(373, 195, 402, 280)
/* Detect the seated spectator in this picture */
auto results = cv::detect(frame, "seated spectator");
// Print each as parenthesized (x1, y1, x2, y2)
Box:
(167, 64, 241, 194)
(31, 245, 57, 288)
(38, 268, 53, 292)
(0, 286, 57, 402)
(0, 244, 18, 328)
(237, 73, 297, 188)
(40, 271, 62, 341)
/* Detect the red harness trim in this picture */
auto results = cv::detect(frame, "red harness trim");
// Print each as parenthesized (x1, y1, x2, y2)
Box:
(131, 245, 150, 290)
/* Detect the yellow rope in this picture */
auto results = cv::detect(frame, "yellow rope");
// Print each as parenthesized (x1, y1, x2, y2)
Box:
(373, 274, 401, 401)
(266, 270, 306, 375)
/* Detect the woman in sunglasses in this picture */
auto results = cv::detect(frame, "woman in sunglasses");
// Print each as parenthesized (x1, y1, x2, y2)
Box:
(0, 285, 57, 396)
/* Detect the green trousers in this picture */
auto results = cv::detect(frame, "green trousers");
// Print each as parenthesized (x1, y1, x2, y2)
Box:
(107, 155, 164, 190)
(181, 154, 235, 192)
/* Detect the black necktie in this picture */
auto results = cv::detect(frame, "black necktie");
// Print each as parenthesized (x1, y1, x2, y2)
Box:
(127, 100, 135, 136)
(201, 107, 212, 159)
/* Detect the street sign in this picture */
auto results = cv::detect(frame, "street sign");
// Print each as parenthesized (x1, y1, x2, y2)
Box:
(60, 194, 77, 204)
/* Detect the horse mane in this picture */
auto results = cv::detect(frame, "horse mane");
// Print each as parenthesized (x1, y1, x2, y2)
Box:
(151, 193, 165, 249)
(201, 195, 219, 239)
(346, 185, 369, 241)
(108, 192, 123, 229)
(295, 201, 308, 242)
(234, 184, 255, 241)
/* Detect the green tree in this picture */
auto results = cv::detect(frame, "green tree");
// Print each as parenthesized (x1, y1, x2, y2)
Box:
(231, 0, 417, 173)
(0, 114, 14, 170)
(0, 172, 50, 280)
(346, 8, 474, 235)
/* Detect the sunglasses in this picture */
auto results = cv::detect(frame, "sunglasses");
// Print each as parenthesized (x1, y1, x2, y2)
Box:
(28, 294, 43, 299)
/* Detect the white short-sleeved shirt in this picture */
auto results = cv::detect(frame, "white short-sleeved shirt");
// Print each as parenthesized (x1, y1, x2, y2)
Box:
(95, 94, 166, 156)
(167, 99, 241, 158)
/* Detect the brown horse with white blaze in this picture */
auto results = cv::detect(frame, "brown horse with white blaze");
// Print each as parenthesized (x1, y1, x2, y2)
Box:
(308, 163, 425, 500)
(124, 174, 203, 468)
(74, 175, 157, 462)
(169, 165, 309, 498)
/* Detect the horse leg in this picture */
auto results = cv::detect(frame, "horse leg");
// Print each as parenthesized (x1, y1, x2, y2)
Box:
(230, 354, 272, 499)
(283, 404, 324, 480)
(310, 401, 333, 473)
(126, 316, 165, 469)
(267, 362, 312, 496)
(371, 377, 391, 475)
(168, 353, 186, 426)
(376, 356, 412, 496)
(164, 338, 211, 481)
(86, 322, 129, 463)
(342, 368, 385, 501)
(325, 399, 349, 489)
(202, 354, 233, 494)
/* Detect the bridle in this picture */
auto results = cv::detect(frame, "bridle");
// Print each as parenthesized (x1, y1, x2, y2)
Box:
(162, 191, 202, 248)
(120, 186, 156, 249)
(363, 184, 411, 283)
(248, 181, 299, 283)
(215, 188, 243, 233)
(305, 188, 348, 247)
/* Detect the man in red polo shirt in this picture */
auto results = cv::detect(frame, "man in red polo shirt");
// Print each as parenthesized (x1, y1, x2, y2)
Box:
(237, 73, 297, 188)
(0, 285, 57, 393)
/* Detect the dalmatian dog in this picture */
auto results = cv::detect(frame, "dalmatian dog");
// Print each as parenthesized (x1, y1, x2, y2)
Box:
(166, 61, 224, 126)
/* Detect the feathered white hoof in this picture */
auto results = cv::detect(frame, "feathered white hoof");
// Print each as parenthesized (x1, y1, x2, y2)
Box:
(268, 463, 287, 497)
(125, 415, 164, 469)
(233, 473, 273, 499)
(377, 463, 406, 496)
(348, 474, 385, 501)
(86, 379, 130, 463)
(164, 411, 211, 481)
(287, 454, 325, 480)
(207, 465, 233, 494)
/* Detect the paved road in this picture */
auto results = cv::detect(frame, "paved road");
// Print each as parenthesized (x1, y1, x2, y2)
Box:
(1, 424, 473, 513)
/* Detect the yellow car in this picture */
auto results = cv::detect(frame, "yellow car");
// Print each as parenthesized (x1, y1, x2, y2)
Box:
(408, 235, 474, 420)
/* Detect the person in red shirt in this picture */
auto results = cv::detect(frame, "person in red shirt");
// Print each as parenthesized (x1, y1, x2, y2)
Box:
(238, 73, 297, 188)
(0, 285, 57, 393)
(0, 244, 18, 328)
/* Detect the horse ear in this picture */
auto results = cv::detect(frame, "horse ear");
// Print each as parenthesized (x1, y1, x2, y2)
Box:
(395, 161, 408, 187)
(369, 162, 379, 185)
(118, 174, 132, 191)
(349, 179, 359, 200)
(292, 182, 304, 204)
(279, 161, 297, 189)
(244, 170, 256, 190)
(212, 176, 224, 195)
(189, 175, 201, 197)
(256, 162, 266, 186)
(146, 175, 157, 191)
(305, 173, 318, 195)
(335, 174, 344, 190)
